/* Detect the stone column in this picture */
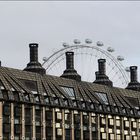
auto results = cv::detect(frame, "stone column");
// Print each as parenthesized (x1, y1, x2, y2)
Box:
(121, 117, 124, 140)
(137, 119, 139, 139)
(42, 107, 46, 140)
(80, 112, 83, 140)
(0, 102, 3, 140)
(22, 104, 25, 140)
(89, 113, 92, 140)
(129, 118, 132, 140)
(106, 115, 108, 140)
(114, 116, 117, 140)
(52, 108, 56, 140)
(32, 106, 36, 140)
(71, 111, 74, 140)
(97, 114, 100, 140)
(11, 103, 14, 140)
(62, 109, 65, 140)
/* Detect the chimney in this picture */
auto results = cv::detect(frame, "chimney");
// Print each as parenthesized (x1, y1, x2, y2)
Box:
(126, 66, 140, 91)
(98, 59, 106, 75)
(66, 52, 74, 70)
(93, 59, 113, 87)
(29, 43, 38, 62)
(24, 43, 46, 75)
(61, 51, 81, 81)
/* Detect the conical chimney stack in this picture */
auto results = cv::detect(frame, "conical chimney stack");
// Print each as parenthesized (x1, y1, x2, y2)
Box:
(61, 52, 81, 81)
(94, 59, 113, 87)
(126, 66, 140, 91)
(24, 43, 46, 75)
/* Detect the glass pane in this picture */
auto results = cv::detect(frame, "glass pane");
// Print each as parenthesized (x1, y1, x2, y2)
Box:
(60, 86, 75, 99)
(95, 92, 109, 105)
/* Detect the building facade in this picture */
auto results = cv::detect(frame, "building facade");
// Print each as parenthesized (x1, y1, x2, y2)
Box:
(0, 43, 140, 140)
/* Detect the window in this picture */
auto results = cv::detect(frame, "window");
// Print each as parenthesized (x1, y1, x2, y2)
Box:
(3, 105, 10, 115)
(3, 124, 10, 133)
(14, 125, 21, 134)
(46, 109, 53, 140)
(0, 81, 5, 90)
(95, 92, 109, 105)
(2, 90, 8, 100)
(35, 109, 41, 126)
(25, 105, 32, 139)
(24, 94, 30, 102)
(44, 97, 49, 103)
(126, 97, 139, 109)
(3, 116, 10, 123)
(35, 95, 40, 103)
(20, 80, 38, 92)
(65, 129, 70, 140)
(13, 91, 19, 101)
(25, 126, 32, 139)
(65, 110, 71, 140)
(60, 86, 75, 99)
(36, 126, 41, 139)
(14, 106, 21, 117)
(54, 98, 59, 105)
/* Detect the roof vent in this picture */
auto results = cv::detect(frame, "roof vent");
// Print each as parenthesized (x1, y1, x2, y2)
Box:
(61, 51, 81, 81)
(126, 66, 140, 91)
(93, 59, 113, 87)
(24, 43, 46, 75)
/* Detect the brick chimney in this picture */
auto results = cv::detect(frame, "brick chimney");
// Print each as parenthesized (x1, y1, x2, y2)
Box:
(61, 52, 81, 81)
(24, 43, 46, 75)
(126, 66, 140, 91)
(93, 59, 113, 87)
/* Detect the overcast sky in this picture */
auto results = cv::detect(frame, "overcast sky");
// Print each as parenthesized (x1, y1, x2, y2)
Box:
(0, 1, 140, 83)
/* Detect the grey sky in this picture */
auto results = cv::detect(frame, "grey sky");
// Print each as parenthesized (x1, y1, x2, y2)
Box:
(0, 1, 140, 82)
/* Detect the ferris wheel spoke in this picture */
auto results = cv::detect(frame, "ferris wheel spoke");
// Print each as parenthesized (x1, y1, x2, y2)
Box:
(111, 72, 120, 82)
(43, 44, 129, 88)
(106, 64, 116, 76)
(88, 48, 99, 81)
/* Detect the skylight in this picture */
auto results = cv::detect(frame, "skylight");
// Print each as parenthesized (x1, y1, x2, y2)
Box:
(126, 97, 139, 109)
(95, 92, 109, 105)
(60, 86, 75, 99)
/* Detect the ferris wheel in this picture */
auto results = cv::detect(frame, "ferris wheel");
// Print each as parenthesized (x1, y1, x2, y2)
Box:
(42, 39, 129, 88)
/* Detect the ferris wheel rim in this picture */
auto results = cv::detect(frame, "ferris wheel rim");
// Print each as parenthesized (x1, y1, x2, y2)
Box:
(42, 44, 129, 85)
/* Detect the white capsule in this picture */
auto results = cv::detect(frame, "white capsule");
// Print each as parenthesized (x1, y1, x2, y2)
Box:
(125, 67, 130, 72)
(42, 57, 48, 62)
(73, 39, 81, 44)
(107, 47, 115, 52)
(97, 41, 104, 46)
(85, 39, 92, 44)
(63, 42, 69, 47)
(117, 56, 124, 61)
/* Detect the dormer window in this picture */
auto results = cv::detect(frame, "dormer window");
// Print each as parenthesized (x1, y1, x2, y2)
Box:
(95, 92, 109, 105)
(60, 86, 75, 99)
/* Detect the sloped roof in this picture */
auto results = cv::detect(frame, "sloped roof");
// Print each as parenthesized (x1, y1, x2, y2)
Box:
(0, 66, 140, 118)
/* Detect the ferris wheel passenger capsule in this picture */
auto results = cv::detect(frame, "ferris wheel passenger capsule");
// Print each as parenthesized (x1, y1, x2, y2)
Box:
(42, 57, 48, 62)
(107, 47, 115, 52)
(85, 39, 92, 44)
(97, 41, 104, 47)
(63, 42, 69, 47)
(117, 56, 124, 61)
(125, 67, 130, 72)
(73, 39, 81, 44)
